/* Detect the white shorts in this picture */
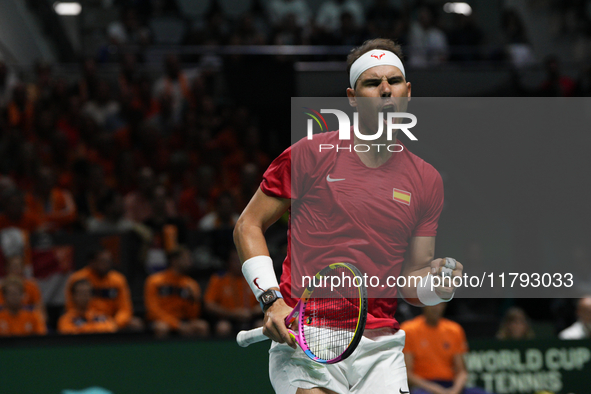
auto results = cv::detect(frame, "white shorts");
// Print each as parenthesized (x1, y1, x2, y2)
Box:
(269, 328, 409, 394)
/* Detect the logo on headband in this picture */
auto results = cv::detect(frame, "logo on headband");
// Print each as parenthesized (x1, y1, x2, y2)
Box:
(371, 52, 385, 60)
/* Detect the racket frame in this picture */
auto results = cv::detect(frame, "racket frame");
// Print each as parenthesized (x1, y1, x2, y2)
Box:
(284, 262, 368, 364)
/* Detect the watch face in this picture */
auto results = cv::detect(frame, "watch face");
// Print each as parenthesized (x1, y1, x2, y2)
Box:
(262, 293, 274, 303)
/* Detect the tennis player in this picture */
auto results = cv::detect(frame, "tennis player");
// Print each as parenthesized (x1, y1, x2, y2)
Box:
(234, 38, 464, 394)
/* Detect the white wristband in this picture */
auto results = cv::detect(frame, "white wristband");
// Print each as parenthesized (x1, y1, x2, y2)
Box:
(242, 255, 279, 301)
(416, 274, 454, 306)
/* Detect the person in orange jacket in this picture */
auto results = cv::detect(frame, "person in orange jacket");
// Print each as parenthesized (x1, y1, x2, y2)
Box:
(24, 167, 77, 231)
(58, 278, 117, 335)
(0, 255, 45, 319)
(65, 248, 143, 331)
(145, 246, 209, 338)
(204, 249, 262, 337)
(0, 277, 46, 336)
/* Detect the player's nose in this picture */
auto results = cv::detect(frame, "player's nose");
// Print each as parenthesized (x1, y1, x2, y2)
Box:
(380, 80, 391, 97)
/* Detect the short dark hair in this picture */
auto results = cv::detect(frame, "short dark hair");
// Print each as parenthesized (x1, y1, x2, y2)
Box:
(346, 38, 405, 88)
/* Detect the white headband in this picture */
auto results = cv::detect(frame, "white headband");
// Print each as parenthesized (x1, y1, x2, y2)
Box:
(349, 49, 406, 88)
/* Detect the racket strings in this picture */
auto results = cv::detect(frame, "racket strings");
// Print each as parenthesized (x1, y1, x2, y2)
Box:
(303, 267, 361, 361)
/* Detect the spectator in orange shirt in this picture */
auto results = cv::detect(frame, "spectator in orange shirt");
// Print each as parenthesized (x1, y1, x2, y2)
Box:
(65, 248, 143, 331)
(25, 167, 77, 231)
(402, 303, 492, 394)
(204, 250, 262, 337)
(145, 246, 209, 338)
(0, 255, 45, 317)
(58, 279, 117, 335)
(0, 188, 42, 232)
(0, 277, 46, 336)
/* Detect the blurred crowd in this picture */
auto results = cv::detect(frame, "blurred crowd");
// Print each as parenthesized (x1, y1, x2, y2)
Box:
(0, 47, 275, 336)
(95, 0, 591, 67)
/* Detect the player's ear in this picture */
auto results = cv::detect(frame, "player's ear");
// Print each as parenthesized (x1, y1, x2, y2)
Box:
(346, 88, 357, 107)
(406, 82, 412, 100)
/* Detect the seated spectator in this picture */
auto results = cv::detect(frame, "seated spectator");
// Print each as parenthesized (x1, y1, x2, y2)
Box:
(408, 5, 449, 68)
(144, 185, 186, 272)
(0, 188, 41, 232)
(496, 307, 535, 340)
(178, 166, 218, 228)
(559, 296, 591, 339)
(402, 303, 492, 394)
(25, 167, 77, 231)
(106, 6, 151, 48)
(316, 0, 365, 33)
(152, 54, 193, 123)
(65, 248, 143, 331)
(267, 0, 311, 29)
(0, 255, 44, 316)
(198, 192, 239, 231)
(124, 167, 176, 223)
(58, 279, 117, 335)
(144, 246, 209, 338)
(0, 277, 46, 336)
(73, 162, 110, 226)
(501, 9, 535, 69)
(86, 189, 136, 233)
(82, 80, 121, 130)
(204, 250, 262, 337)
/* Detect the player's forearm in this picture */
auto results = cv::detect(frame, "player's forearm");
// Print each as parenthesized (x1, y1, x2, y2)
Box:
(398, 264, 433, 301)
(233, 219, 270, 263)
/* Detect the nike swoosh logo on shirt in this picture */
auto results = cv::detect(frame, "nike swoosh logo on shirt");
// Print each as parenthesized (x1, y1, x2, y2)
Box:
(327, 175, 345, 182)
(399, 389, 410, 394)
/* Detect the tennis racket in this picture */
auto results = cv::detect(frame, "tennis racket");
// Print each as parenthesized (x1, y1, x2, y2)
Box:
(236, 262, 368, 364)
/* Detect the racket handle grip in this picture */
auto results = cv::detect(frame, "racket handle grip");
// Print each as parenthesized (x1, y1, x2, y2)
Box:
(236, 327, 268, 347)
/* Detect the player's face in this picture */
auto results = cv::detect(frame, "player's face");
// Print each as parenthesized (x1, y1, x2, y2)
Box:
(350, 65, 410, 99)
(347, 65, 411, 131)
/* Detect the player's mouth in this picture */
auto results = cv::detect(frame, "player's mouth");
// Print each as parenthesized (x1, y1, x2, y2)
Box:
(381, 103, 396, 113)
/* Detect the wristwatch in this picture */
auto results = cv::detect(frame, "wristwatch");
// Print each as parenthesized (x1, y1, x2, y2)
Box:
(259, 289, 283, 312)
